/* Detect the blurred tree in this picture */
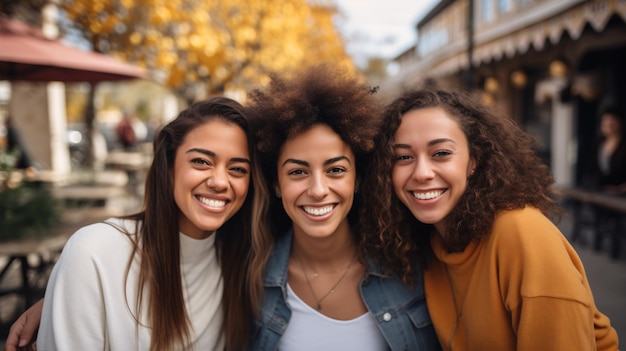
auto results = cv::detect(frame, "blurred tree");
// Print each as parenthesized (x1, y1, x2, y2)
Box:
(59, 0, 355, 103)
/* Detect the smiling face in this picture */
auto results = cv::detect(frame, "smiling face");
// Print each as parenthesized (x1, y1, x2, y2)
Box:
(392, 107, 475, 235)
(276, 124, 356, 240)
(173, 119, 251, 239)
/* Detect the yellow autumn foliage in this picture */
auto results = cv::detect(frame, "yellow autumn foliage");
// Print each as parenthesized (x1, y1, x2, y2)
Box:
(59, 0, 356, 100)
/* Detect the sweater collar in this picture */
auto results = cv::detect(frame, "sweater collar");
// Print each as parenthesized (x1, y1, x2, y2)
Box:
(430, 233, 480, 267)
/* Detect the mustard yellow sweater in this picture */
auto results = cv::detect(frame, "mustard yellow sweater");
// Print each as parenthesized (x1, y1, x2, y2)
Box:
(424, 207, 619, 351)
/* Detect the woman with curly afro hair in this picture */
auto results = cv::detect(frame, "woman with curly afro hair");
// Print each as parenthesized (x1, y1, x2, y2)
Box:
(245, 65, 439, 351)
(359, 87, 619, 350)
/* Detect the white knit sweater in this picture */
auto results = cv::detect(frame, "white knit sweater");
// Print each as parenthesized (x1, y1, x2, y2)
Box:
(38, 218, 224, 351)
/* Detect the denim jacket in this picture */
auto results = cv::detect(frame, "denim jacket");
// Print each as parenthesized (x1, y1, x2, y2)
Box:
(250, 229, 440, 351)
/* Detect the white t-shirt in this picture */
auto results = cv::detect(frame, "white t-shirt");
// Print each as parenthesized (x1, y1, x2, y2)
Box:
(277, 284, 388, 351)
(38, 218, 224, 351)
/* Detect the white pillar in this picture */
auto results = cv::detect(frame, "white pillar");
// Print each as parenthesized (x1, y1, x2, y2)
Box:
(535, 78, 575, 187)
(551, 101, 574, 187)
(8, 82, 71, 178)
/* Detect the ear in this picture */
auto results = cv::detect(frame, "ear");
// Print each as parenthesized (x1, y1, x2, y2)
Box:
(354, 178, 360, 194)
(274, 184, 281, 198)
(468, 158, 477, 177)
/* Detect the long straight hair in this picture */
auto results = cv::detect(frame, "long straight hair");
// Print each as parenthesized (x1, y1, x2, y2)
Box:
(120, 97, 259, 350)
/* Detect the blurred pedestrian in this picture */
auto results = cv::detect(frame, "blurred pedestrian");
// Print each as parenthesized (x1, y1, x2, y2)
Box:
(592, 105, 626, 194)
(116, 111, 138, 151)
(589, 105, 626, 257)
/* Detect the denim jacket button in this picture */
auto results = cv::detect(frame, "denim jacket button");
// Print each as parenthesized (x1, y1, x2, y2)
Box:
(383, 312, 392, 321)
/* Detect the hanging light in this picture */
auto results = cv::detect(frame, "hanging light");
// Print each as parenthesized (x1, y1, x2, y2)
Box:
(510, 70, 527, 88)
(549, 59, 568, 78)
(484, 77, 499, 93)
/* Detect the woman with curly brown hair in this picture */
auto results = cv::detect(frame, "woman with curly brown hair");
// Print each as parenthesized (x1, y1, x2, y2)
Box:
(360, 87, 619, 350)
(245, 65, 438, 350)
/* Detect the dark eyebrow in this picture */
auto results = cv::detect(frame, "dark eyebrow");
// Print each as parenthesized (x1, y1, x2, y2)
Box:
(324, 156, 351, 166)
(282, 158, 308, 167)
(187, 148, 251, 164)
(428, 138, 455, 146)
(231, 157, 251, 164)
(187, 148, 216, 157)
(393, 138, 456, 149)
(281, 156, 351, 168)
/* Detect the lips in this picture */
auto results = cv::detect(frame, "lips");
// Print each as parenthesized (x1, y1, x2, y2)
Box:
(411, 189, 445, 200)
(302, 204, 335, 216)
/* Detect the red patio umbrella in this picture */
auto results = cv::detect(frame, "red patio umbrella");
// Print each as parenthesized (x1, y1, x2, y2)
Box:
(0, 16, 148, 82)
(0, 16, 150, 168)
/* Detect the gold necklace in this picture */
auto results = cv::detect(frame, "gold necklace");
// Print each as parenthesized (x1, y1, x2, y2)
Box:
(295, 250, 357, 311)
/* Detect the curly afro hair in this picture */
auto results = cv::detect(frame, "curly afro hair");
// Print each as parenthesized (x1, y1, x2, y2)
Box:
(245, 63, 383, 238)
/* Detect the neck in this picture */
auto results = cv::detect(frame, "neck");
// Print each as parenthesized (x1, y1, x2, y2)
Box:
(291, 223, 357, 270)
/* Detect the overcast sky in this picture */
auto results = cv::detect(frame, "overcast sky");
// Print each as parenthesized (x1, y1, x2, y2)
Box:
(335, 0, 438, 66)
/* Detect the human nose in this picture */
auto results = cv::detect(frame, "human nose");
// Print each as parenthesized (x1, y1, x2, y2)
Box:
(207, 167, 228, 191)
(307, 172, 328, 198)
(412, 159, 435, 182)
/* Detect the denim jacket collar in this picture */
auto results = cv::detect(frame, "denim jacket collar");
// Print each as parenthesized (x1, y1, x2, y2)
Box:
(262, 228, 390, 288)
(263, 229, 293, 291)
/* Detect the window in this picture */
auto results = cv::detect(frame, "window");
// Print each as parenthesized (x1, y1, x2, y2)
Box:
(481, 0, 494, 22)
(498, 0, 512, 13)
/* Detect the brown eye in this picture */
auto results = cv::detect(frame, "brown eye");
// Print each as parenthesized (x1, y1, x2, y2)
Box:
(433, 150, 453, 158)
(191, 158, 210, 166)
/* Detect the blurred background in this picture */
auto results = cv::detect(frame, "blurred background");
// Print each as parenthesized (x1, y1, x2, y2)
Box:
(0, 0, 624, 346)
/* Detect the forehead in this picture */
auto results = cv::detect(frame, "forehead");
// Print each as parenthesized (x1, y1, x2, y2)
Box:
(181, 120, 248, 151)
(280, 124, 352, 157)
(396, 107, 464, 138)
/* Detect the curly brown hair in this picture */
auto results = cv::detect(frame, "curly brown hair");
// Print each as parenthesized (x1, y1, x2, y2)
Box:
(244, 64, 383, 309)
(359, 87, 560, 284)
(246, 64, 382, 235)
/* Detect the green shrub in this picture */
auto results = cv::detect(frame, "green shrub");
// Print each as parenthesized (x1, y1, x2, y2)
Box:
(0, 180, 61, 242)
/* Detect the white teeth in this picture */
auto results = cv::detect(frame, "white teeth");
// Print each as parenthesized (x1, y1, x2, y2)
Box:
(412, 190, 444, 200)
(303, 205, 334, 216)
(198, 196, 226, 208)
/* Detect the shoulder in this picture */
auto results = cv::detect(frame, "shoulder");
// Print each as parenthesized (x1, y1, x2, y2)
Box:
(62, 218, 138, 260)
(492, 206, 547, 226)
(362, 260, 427, 311)
(487, 207, 571, 266)
(485, 207, 581, 280)
(486, 208, 590, 297)
(490, 206, 557, 242)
